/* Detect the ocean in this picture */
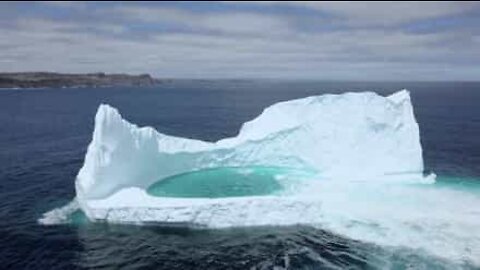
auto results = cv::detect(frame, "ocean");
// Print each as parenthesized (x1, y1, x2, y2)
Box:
(1, 80, 479, 269)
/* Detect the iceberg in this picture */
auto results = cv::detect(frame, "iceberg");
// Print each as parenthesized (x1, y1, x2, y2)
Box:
(70, 89, 426, 225)
(40, 89, 480, 265)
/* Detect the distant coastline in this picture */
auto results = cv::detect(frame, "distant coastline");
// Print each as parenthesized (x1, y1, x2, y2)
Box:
(0, 72, 162, 89)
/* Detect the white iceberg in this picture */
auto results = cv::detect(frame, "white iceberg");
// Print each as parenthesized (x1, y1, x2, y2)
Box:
(40, 89, 480, 265)
(71, 89, 426, 225)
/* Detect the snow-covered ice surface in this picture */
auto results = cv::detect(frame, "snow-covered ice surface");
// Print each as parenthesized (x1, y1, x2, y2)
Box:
(40, 90, 480, 266)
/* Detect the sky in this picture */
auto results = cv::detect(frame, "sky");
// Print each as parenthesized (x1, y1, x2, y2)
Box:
(1, 1, 479, 81)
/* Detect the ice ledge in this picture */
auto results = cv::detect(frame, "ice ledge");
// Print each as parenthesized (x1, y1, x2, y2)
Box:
(79, 187, 323, 227)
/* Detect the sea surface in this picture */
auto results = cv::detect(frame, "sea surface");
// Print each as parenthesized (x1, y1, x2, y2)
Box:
(1, 80, 479, 269)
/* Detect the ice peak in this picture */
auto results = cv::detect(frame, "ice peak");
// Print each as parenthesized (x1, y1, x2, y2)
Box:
(387, 89, 410, 104)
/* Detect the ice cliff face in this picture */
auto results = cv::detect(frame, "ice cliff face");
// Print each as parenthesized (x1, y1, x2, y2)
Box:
(76, 90, 423, 205)
(41, 90, 480, 266)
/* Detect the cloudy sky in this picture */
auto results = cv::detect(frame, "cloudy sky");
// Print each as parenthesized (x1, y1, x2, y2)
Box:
(1, 1, 479, 80)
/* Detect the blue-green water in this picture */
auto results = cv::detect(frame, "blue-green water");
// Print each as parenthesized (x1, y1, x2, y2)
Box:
(148, 166, 286, 198)
(435, 175, 480, 194)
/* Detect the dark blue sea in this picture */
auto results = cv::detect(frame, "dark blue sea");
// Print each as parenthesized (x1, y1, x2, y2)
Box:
(1, 80, 479, 269)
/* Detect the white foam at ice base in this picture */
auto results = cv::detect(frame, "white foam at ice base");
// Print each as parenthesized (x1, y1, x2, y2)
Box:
(39, 90, 480, 266)
(40, 199, 79, 225)
(304, 179, 480, 266)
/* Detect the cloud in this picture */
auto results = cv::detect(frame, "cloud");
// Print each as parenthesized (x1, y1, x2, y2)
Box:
(227, 1, 477, 26)
(39, 1, 85, 8)
(0, 1, 478, 80)
(111, 5, 290, 36)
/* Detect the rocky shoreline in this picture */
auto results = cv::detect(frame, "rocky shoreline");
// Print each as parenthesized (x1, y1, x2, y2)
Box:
(0, 72, 162, 89)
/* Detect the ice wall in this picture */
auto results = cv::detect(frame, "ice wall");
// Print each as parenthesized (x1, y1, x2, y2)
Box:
(76, 90, 423, 204)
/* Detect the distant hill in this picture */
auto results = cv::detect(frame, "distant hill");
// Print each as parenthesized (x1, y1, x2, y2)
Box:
(0, 72, 162, 88)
